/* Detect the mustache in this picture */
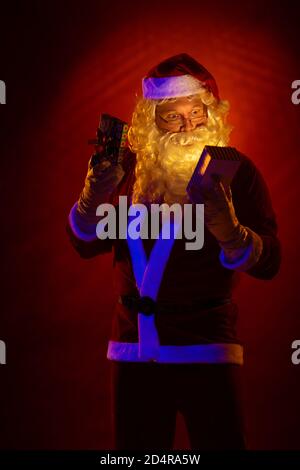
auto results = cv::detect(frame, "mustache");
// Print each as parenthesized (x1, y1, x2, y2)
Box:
(159, 125, 210, 148)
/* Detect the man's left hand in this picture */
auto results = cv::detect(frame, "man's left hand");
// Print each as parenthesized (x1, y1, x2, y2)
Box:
(189, 174, 241, 243)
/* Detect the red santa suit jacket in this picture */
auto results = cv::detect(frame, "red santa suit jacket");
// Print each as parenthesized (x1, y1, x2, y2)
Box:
(66, 148, 281, 365)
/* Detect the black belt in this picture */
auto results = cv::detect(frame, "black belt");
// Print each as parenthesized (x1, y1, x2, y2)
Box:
(118, 294, 231, 316)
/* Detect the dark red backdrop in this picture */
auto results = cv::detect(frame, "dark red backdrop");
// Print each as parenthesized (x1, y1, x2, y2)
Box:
(1, 0, 299, 449)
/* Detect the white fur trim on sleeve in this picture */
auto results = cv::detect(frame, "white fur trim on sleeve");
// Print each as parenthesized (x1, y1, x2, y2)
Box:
(219, 228, 263, 272)
(68, 201, 98, 242)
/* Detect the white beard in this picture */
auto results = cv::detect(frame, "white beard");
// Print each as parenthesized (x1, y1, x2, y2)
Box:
(154, 126, 220, 204)
(132, 121, 225, 205)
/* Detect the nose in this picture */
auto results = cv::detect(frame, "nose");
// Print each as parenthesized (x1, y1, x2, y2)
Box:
(180, 117, 196, 132)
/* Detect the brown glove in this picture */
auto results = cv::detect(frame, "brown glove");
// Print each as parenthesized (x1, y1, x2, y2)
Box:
(188, 174, 263, 269)
(200, 176, 250, 246)
(77, 157, 125, 224)
(70, 157, 125, 239)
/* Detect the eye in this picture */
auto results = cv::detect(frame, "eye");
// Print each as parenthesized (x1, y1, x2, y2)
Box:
(166, 113, 179, 121)
(191, 108, 204, 117)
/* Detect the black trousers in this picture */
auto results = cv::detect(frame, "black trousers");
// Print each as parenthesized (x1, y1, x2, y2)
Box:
(110, 360, 247, 450)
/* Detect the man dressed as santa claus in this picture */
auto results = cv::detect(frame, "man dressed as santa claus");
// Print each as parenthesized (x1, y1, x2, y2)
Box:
(66, 53, 281, 450)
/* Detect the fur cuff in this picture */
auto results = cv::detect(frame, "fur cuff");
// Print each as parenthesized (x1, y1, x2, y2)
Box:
(68, 202, 98, 242)
(219, 227, 263, 272)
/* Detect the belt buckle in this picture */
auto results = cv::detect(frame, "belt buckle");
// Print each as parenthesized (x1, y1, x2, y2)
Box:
(139, 296, 156, 316)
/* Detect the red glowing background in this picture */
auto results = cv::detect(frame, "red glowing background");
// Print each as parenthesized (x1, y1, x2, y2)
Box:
(1, 0, 299, 449)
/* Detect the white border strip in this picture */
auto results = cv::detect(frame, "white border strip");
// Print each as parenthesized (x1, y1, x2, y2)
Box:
(107, 341, 244, 364)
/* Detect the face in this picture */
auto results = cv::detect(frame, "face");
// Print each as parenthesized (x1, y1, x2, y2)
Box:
(155, 96, 208, 133)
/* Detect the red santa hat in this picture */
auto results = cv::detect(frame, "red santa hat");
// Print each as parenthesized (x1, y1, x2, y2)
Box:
(142, 53, 220, 101)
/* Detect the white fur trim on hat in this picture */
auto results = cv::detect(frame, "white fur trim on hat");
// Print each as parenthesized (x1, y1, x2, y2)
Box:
(142, 74, 204, 99)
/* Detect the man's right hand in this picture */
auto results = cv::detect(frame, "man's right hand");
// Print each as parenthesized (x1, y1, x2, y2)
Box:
(85, 157, 125, 200)
(76, 156, 125, 223)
